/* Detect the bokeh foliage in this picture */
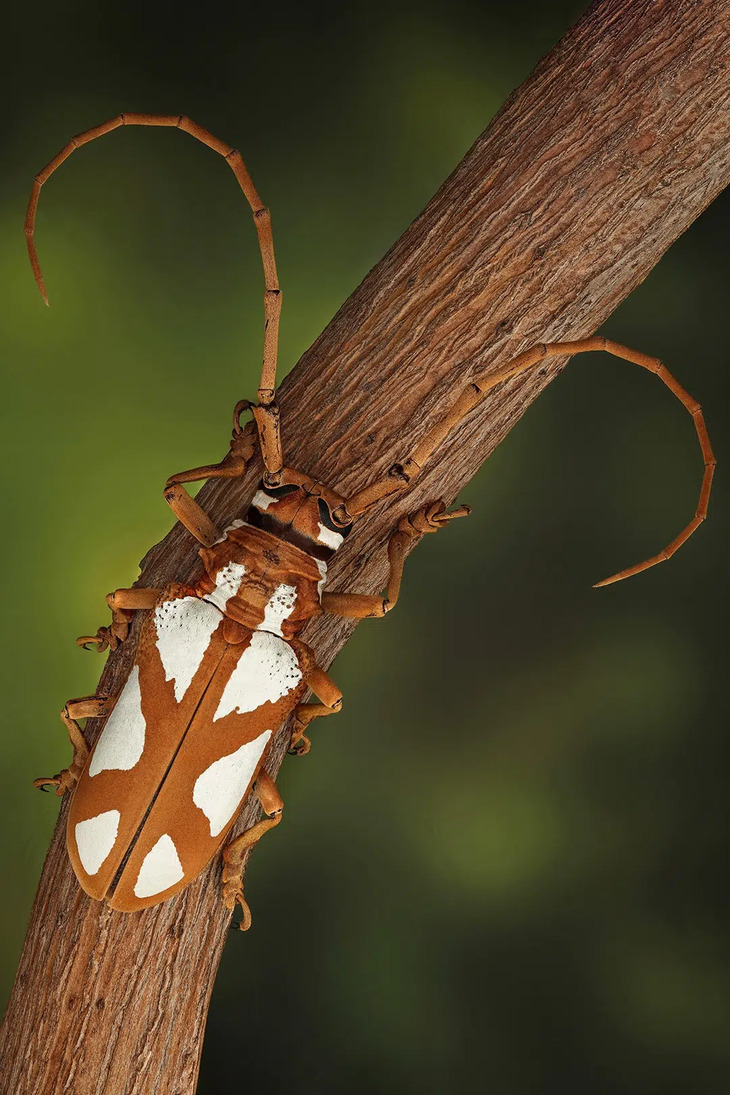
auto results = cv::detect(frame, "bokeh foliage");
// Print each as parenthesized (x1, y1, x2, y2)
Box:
(1, 2, 728, 1092)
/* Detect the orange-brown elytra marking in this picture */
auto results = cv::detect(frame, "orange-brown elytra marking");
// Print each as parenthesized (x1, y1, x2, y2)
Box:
(67, 587, 231, 901)
(30, 116, 716, 929)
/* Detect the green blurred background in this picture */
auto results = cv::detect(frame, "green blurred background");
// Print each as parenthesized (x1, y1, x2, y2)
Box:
(2, 2, 729, 1092)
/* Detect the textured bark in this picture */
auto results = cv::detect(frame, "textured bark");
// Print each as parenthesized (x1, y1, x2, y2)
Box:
(3, 1, 730, 1091)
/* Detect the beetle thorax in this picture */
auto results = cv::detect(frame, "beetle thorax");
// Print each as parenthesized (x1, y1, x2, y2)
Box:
(246, 468, 353, 562)
(195, 469, 353, 639)
(196, 523, 325, 640)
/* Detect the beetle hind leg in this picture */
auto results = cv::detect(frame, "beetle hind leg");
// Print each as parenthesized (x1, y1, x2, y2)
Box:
(222, 772, 283, 930)
(34, 695, 108, 796)
(289, 662, 343, 756)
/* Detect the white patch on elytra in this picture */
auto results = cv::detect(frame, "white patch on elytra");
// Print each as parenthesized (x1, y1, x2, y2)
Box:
(205, 561, 247, 611)
(214, 632, 302, 721)
(75, 809, 120, 875)
(258, 583, 297, 636)
(133, 834, 184, 898)
(213, 518, 247, 545)
(193, 730, 273, 837)
(317, 522, 344, 550)
(89, 665, 146, 776)
(316, 558, 327, 597)
(154, 597, 222, 703)
(252, 489, 275, 511)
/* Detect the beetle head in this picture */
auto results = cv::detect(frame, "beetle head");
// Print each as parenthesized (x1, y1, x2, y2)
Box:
(247, 468, 353, 561)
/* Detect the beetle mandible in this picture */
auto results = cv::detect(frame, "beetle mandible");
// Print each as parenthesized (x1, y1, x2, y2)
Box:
(29, 114, 716, 929)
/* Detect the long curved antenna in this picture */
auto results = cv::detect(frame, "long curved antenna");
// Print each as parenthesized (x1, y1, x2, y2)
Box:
(340, 337, 716, 587)
(25, 113, 284, 479)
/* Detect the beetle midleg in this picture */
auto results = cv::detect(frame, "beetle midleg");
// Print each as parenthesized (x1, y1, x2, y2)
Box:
(289, 662, 343, 756)
(77, 586, 160, 652)
(222, 771, 283, 930)
(322, 500, 470, 621)
(163, 415, 257, 547)
(34, 695, 109, 796)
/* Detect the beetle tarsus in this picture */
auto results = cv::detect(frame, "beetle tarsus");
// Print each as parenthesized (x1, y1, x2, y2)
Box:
(33, 771, 75, 796)
(288, 728, 311, 756)
(399, 499, 472, 538)
(34, 695, 103, 799)
(77, 626, 116, 653)
(229, 893, 253, 932)
(77, 602, 134, 653)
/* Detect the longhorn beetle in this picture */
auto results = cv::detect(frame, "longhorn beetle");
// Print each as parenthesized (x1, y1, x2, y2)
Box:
(29, 114, 716, 929)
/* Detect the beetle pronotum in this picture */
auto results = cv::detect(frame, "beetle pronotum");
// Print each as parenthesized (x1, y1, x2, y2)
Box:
(29, 114, 716, 929)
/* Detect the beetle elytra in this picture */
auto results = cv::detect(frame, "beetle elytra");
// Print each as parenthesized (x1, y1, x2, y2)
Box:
(29, 114, 716, 929)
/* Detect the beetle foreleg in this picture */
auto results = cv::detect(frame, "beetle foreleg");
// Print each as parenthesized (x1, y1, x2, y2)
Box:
(34, 695, 109, 795)
(77, 587, 160, 652)
(163, 418, 257, 546)
(322, 500, 470, 619)
(222, 772, 283, 931)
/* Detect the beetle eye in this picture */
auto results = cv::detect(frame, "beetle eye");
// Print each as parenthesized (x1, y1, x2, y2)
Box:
(258, 480, 300, 499)
(317, 498, 352, 537)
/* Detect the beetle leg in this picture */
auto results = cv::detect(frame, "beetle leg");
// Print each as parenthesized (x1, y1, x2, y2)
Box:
(322, 500, 470, 620)
(289, 664, 343, 756)
(222, 771, 283, 930)
(163, 417, 257, 547)
(77, 587, 160, 652)
(34, 696, 109, 795)
(288, 703, 336, 757)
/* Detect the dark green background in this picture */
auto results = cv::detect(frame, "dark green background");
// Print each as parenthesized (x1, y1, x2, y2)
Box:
(2, 2, 728, 1092)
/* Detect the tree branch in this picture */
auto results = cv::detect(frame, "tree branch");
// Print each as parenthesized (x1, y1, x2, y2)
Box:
(3, 1, 729, 1091)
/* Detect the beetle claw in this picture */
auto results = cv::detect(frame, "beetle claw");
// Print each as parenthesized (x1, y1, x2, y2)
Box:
(34, 776, 59, 793)
(288, 732, 311, 757)
(230, 893, 252, 932)
(34, 768, 77, 795)
(76, 629, 109, 652)
(76, 620, 129, 653)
